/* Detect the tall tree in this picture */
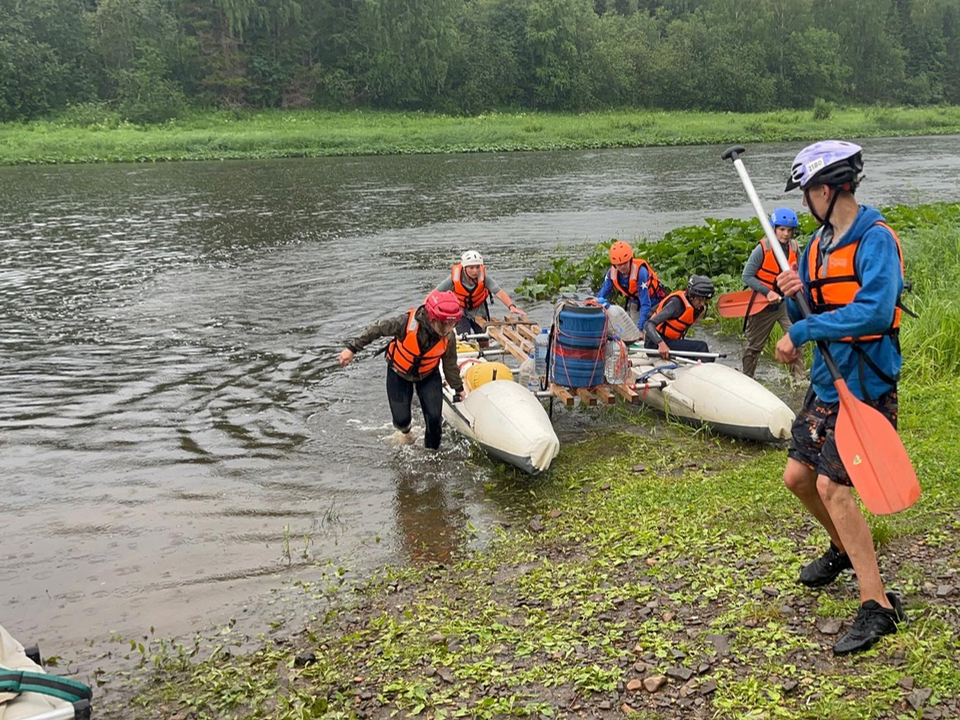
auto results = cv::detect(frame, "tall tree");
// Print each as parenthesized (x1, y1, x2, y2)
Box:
(522, 0, 598, 108)
(0, 0, 95, 119)
(815, 0, 905, 102)
(358, 0, 461, 107)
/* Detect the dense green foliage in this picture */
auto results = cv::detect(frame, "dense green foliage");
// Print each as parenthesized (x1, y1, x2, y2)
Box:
(517, 213, 815, 300)
(516, 202, 960, 303)
(2, 0, 960, 122)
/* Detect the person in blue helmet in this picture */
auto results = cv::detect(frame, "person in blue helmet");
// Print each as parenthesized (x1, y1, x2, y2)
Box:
(775, 140, 909, 655)
(740, 207, 805, 378)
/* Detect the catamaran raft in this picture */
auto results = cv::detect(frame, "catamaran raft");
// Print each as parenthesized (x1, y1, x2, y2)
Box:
(441, 302, 794, 475)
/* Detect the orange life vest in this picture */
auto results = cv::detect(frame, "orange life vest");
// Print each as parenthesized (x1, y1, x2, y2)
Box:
(806, 221, 904, 343)
(451, 264, 489, 310)
(755, 236, 798, 292)
(386, 309, 449, 376)
(609, 258, 663, 301)
(655, 291, 702, 340)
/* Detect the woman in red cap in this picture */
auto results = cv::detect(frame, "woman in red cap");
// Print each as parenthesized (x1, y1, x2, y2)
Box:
(339, 291, 466, 449)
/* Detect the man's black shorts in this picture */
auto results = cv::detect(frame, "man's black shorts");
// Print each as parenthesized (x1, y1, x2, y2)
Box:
(787, 387, 899, 486)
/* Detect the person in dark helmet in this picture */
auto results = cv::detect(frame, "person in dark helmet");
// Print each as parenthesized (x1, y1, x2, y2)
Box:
(776, 140, 908, 655)
(339, 290, 466, 449)
(643, 275, 715, 360)
(741, 207, 805, 379)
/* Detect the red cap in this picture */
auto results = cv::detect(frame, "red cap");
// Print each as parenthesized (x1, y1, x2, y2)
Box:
(424, 290, 463, 322)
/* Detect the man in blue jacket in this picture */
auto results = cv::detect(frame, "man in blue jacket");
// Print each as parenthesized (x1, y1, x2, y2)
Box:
(774, 141, 908, 655)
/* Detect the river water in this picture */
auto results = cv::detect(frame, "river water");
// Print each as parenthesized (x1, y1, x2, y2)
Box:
(1, 136, 958, 663)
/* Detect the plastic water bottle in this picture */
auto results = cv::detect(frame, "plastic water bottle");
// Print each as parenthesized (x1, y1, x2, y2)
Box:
(534, 329, 549, 379)
(519, 355, 538, 392)
(604, 339, 630, 385)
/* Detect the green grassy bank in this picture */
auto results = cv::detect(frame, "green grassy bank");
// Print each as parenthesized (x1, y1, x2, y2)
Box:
(96, 205, 960, 719)
(2, 105, 960, 165)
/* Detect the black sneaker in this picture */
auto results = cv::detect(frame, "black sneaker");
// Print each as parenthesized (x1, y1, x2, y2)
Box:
(833, 592, 906, 655)
(799, 542, 853, 587)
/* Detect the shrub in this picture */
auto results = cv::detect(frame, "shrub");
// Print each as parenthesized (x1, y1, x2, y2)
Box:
(116, 68, 185, 124)
(811, 97, 833, 121)
(58, 102, 121, 128)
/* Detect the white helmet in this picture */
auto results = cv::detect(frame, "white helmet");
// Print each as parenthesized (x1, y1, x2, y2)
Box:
(461, 250, 483, 267)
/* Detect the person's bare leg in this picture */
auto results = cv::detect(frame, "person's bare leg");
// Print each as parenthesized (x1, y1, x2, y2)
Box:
(783, 458, 843, 550)
(818, 475, 890, 607)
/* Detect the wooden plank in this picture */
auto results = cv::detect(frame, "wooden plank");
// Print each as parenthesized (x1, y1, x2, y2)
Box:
(502, 326, 533, 355)
(516, 323, 541, 343)
(486, 327, 528, 363)
(576, 388, 598, 406)
(486, 318, 538, 327)
(550, 384, 576, 408)
(613, 383, 639, 403)
(594, 386, 616, 404)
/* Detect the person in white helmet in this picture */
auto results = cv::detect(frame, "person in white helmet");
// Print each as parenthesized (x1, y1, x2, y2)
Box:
(434, 250, 526, 336)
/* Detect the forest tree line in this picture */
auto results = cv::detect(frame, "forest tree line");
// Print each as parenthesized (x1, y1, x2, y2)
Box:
(2, 0, 959, 123)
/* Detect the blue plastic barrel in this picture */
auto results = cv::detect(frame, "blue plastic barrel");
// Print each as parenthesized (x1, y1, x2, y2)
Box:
(549, 302, 607, 388)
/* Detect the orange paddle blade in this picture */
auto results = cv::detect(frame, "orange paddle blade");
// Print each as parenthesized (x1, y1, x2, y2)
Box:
(717, 289, 769, 318)
(834, 380, 921, 515)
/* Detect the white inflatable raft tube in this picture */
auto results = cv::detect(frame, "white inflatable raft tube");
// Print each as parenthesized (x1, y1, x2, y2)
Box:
(442, 358, 560, 474)
(0, 624, 92, 720)
(629, 355, 795, 443)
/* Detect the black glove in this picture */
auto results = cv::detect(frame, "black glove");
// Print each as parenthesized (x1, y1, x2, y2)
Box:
(452, 391, 464, 403)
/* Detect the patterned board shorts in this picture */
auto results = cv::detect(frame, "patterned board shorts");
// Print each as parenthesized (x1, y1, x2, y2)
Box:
(787, 387, 899, 486)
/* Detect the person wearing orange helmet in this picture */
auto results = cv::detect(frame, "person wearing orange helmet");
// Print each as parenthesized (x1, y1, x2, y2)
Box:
(339, 290, 465, 449)
(597, 240, 666, 337)
(434, 250, 526, 336)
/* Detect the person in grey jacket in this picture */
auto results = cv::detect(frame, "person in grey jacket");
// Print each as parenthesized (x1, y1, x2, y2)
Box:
(435, 250, 526, 336)
(740, 208, 805, 378)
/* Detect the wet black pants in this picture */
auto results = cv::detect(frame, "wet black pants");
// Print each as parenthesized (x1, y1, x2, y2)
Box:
(644, 336, 714, 361)
(386, 366, 444, 449)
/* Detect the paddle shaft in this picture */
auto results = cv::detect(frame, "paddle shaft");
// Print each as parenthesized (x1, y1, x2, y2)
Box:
(629, 347, 726, 359)
(723, 148, 845, 380)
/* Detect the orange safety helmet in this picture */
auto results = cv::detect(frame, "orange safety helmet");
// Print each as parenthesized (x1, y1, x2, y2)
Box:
(609, 241, 633, 265)
(424, 290, 463, 322)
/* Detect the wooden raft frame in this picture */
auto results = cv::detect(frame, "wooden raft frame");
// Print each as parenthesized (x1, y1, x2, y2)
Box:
(484, 316, 640, 408)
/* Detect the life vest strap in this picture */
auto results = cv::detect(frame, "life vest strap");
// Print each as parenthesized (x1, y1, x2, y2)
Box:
(851, 341, 900, 400)
(808, 274, 859, 288)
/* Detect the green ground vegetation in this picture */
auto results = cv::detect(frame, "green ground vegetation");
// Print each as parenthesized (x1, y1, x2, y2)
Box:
(2, 106, 960, 166)
(100, 204, 960, 719)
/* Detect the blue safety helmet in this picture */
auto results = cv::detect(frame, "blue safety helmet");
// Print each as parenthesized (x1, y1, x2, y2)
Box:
(769, 208, 799, 228)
